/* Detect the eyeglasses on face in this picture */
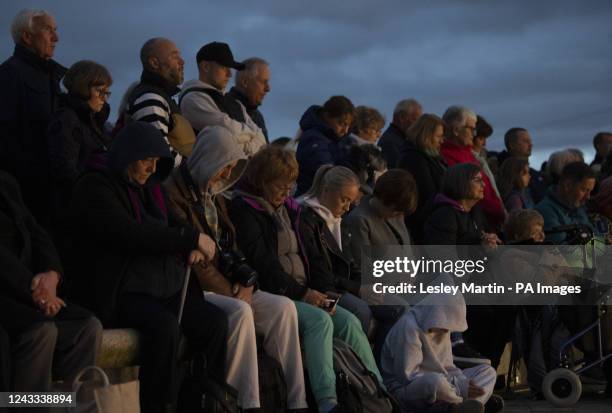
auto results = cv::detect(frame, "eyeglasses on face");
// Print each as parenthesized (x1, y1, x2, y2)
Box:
(94, 87, 112, 99)
(463, 125, 478, 137)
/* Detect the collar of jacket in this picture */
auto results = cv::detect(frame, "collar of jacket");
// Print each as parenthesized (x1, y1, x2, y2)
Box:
(433, 193, 465, 212)
(547, 186, 579, 213)
(140, 69, 180, 97)
(240, 193, 300, 214)
(229, 87, 258, 111)
(60, 93, 110, 128)
(13, 43, 67, 76)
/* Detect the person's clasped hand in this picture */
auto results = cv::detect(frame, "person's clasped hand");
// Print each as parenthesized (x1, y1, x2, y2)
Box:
(31, 270, 66, 317)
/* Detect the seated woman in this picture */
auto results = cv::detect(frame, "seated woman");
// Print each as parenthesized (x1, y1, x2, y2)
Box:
(341, 169, 415, 357)
(381, 294, 500, 413)
(67, 122, 228, 413)
(298, 165, 404, 350)
(229, 146, 382, 413)
(397, 113, 447, 244)
(424, 163, 500, 251)
(164, 126, 307, 410)
(498, 157, 534, 212)
(424, 163, 501, 368)
(47, 60, 113, 231)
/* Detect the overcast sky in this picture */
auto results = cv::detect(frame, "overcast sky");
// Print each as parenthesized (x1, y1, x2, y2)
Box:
(3, 0, 611, 166)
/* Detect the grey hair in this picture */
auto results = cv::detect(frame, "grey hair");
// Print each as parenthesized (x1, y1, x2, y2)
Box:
(393, 98, 422, 117)
(547, 149, 585, 183)
(235, 57, 269, 85)
(303, 164, 359, 199)
(442, 105, 477, 131)
(11, 9, 49, 44)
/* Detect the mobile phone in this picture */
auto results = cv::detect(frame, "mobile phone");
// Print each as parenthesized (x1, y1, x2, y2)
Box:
(322, 297, 338, 312)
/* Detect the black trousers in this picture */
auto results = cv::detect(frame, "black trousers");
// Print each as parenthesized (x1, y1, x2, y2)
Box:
(117, 278, 228, 413)
(464, 305, 518, 369)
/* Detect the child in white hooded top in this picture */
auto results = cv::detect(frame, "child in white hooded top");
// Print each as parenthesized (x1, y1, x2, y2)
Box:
(380, 288, 499, 412)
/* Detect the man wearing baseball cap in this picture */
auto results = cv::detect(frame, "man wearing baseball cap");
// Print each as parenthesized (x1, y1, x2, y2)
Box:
(180, 42, 266, 156)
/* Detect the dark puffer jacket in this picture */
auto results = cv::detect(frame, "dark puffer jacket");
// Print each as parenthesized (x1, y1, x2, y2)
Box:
(295, 105, 348, 195)
(67, 122, 199, 326)
(424, 194, 488, 246)
(229, 195, 309, 300)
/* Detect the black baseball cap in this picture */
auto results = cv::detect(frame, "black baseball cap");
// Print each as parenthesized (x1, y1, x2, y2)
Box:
(196, 42, 245, 70)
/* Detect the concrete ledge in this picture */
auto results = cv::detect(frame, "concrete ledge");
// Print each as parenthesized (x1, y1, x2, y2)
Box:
(96, 328, 140, 370)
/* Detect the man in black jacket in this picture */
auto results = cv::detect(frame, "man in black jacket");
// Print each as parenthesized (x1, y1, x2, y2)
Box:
(0, 9, 67, 229)
(228, 57, 271, 143)
(0, 171, 102, 395)
(378, 98, 422, 168)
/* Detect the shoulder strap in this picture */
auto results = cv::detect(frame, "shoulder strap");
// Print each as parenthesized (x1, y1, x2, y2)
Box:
(178, 86, 213, 107)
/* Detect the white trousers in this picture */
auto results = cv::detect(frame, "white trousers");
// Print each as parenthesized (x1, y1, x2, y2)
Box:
(204, 290, 307, 409)
(395, 364, 496, 409)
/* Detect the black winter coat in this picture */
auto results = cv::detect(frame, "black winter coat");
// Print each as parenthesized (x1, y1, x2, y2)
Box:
(47, 94, 111, 219)
(66, 123, 198, 326)
(398, 143, 447, 244)
(298, 206, 361, 295)
(229, 196, 308, 300)
(0, 171, 90, 332)
(377, 123, 407, 168)
(424, 199, 488, 261)
(0, 45, 66, 226)
(67, 170, 199, 326)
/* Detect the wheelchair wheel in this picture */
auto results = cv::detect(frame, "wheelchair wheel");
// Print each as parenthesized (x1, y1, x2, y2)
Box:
(542, 368, 582, 407)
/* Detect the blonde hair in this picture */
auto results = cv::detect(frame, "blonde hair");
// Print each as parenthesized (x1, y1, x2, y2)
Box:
(303, 165, 359, 199)
(407, 113, 445, 154)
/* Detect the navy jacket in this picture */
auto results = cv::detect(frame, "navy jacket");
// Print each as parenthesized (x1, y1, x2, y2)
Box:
(295, 105, 348, 195)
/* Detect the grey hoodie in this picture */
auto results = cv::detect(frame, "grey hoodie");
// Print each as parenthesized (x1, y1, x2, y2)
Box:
(187, 126, 248, 195)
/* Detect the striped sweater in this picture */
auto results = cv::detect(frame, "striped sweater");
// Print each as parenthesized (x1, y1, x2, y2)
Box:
(125, 70, 182, 166)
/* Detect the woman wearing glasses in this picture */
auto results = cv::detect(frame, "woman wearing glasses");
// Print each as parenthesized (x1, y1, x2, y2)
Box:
(46, 60, 112, 232)
(440, 105, 505, 231)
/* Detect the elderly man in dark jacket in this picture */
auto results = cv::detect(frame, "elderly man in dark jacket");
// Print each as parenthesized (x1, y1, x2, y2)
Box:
(0, 170, 102, 396)
(0, 9, 66, 228)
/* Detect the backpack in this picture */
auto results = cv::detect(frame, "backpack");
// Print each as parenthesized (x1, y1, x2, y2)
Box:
(332, 338, 398, 413)
(257, 349, 288, 412)
(177, 352, 239, 413)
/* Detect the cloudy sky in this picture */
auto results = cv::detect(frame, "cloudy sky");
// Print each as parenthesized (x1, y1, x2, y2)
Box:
(3, 0, 611, 166)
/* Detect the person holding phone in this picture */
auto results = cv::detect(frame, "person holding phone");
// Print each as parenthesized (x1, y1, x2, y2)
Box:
(230, 146, 383, 413)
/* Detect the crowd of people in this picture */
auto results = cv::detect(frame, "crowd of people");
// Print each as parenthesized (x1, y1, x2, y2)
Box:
(2, 8, 612, 413)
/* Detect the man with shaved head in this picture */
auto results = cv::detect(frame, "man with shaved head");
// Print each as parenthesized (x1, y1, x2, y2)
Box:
(123, 37, 185, 165)
(0, 9, 66, 227)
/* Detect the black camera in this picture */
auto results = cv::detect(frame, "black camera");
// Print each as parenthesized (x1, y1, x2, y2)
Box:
(218, 250, 258, 287)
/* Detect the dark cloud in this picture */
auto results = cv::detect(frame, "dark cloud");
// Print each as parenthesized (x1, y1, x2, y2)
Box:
(2, 0, 611, 166)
